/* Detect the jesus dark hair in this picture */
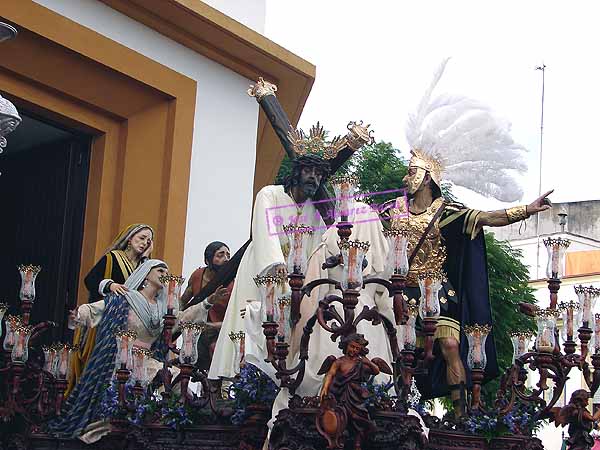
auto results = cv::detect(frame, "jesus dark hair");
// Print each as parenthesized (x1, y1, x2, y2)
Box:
(283, 155, 331, 192)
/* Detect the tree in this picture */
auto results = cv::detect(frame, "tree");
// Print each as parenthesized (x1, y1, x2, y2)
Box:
(481, 233, 536, 404)
(274, 154, 293, 185)
(347, 141, 408, 204)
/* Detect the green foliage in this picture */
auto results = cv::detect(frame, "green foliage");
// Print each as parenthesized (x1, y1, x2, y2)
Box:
(347, 141, 407, 204)
(274, 154, 293, 185)
(482, 232, 536, 404)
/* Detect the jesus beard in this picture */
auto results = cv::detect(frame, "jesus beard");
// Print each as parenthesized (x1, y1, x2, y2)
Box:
(301, 180, 319, 198)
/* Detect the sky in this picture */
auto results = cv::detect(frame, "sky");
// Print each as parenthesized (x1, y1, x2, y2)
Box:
(264, 0, 600, 212)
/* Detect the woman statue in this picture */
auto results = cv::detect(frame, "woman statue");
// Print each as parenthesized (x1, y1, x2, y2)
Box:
(84, 223, 154, 301)
(50, 259, 212, 443)
(68, 224, 154, 394)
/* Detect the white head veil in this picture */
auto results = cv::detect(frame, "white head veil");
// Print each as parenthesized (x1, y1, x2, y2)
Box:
(123, 258, 169, 338)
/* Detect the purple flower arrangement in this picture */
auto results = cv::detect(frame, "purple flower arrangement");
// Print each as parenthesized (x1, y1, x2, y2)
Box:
(98, 382, 136, 420)
(361, 377, 395, 409)
(98, 382, 194, 430)
(229, 364, 279, 425)
(160, 403, 193, 430)
(98, 383, 122, 420)
(413, 402, 429, 418)
(465, 403, 543, 440)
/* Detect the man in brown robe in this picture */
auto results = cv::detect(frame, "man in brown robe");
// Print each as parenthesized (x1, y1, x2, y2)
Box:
(180, 241, 234, 369)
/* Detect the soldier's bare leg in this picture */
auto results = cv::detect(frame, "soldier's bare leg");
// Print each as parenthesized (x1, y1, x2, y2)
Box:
(439, 337, 466, 418)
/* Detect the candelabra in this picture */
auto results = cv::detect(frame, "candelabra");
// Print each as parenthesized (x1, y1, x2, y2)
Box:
(495, 235, 600, 449)
(0, 264, 61, 423)
(0, 266, 234, 438)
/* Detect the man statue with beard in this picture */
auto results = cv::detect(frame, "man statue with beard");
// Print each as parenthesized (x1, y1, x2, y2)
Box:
(179, 241, 233, 370)
(208, 127, 342, 380)
(179, 241, 232, 313)
(201, 78, 374, 381)
(380, 59, 552, 416)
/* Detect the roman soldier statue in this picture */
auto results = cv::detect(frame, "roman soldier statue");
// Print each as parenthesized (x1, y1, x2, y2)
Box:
(381, 59, 552, 415)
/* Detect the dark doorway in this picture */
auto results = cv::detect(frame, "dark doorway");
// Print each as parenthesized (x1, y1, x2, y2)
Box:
(0, 112, 91, 342)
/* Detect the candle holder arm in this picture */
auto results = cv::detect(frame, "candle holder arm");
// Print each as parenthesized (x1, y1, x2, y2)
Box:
(29, 321, 57, 342)
(302, 279, 341, 297)
(362, 277, 392, 294)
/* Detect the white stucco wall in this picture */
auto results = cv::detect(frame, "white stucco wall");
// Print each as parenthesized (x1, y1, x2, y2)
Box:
(32, 0, 261, 279)
(203, 0, 266, 33)
(490, 232, 600, 283)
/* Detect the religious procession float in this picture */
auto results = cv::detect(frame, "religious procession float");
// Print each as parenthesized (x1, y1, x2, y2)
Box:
(1, 33, 598, 450)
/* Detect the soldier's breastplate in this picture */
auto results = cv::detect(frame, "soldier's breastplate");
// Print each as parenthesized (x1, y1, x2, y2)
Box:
(391, 198, 447, 286)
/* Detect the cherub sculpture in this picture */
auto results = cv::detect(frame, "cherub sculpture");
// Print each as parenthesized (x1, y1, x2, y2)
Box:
(316, 333, 392, 450)
(555, 389, 600, 450)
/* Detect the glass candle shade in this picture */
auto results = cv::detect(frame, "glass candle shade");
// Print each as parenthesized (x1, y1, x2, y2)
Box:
(575, 285, 599, 328)
(397, 305, 418, 351)
(0, 303, 7, 337)
(131, 347, 153, 386)
(283, 224, 313, 275)
(535, 309, 559, 353)
(54, 344, 74, 379)
(179, 322, 203, 365)
(559, 301, 579, 341)
(114, 330, 137, 370)
(17, 264, 41, 302)
(465, 324, 491, 370)
(510, 332, 532, 363)
(418, 271, 443, 320)
(229, 331, 245, 374)
(254, 274, 286, 322)
(339, 239, 370, 291)
(159, 274, 185, 312)
(275, 295, 292, 342)
(543, 237, 570, 280)
(594, 314, 600, 354)
(3, 315, 22, 351)
(11, 325, 33, 363)
(42, 346, 58, 374)
(330, 174, 359, 219)
(383, 228, 409, 276)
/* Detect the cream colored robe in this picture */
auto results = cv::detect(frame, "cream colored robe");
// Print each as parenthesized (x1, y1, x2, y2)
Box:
(208, 185, 325, 380)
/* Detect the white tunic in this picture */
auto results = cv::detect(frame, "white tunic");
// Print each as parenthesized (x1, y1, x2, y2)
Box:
(208, 185, 325, 380)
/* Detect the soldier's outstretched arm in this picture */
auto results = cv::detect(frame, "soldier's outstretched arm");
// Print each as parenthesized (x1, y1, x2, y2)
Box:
(476, 189, 553, 231)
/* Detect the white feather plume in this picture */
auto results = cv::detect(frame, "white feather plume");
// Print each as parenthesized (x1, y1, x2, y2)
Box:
(405, 57, 451, 149)
(405, 59, 527, 202)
